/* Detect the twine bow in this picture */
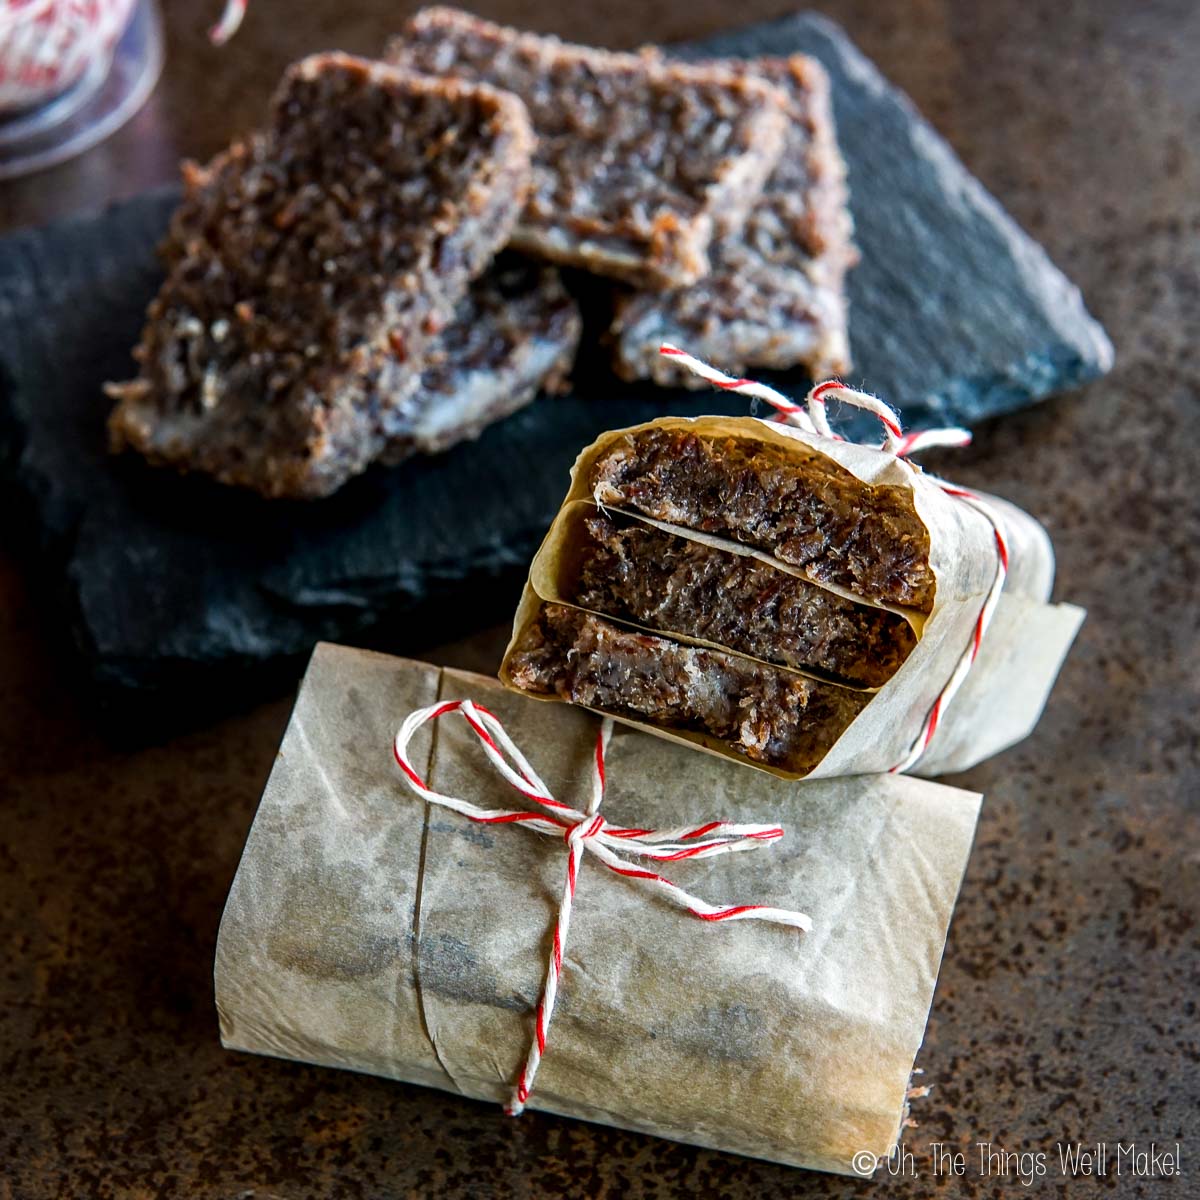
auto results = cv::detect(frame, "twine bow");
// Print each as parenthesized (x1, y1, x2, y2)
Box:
(393, 698, 810, 1115)
(658, 343, 1010, 773)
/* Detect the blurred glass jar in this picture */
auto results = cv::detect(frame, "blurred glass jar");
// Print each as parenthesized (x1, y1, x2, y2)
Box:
(0, 0, 163, 178)
(0, 0, 138, 112)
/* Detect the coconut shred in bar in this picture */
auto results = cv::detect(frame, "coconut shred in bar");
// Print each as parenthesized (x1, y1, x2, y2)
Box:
(386, 7, 790, 289)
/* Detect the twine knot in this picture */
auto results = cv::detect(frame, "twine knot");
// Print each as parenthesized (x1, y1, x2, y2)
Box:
(567, 813, 605, 846)
(393, 698, 809, 1116)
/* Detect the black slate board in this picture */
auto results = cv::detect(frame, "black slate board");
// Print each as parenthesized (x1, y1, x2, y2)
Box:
(0, 12, 1111, 713)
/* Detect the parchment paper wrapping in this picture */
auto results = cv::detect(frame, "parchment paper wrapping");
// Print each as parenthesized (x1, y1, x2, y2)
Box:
(216, 642, 982, 1176)
(500, 415, 1085, 779)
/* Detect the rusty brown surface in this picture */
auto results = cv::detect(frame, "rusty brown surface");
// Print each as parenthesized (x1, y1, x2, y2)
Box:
(1, 1, 1197, 1196)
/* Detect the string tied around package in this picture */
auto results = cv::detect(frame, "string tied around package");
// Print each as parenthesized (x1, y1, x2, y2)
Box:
(658, 343, 1009, 774)
(393, 698, 811, 1116)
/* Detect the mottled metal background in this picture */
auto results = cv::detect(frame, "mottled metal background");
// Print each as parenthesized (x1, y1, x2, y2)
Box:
(0, 1, 1196, 1196)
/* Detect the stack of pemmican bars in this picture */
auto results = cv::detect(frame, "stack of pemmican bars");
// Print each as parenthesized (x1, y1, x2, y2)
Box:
(502, 415, 1085, 778)
(107, 7, 857, 498)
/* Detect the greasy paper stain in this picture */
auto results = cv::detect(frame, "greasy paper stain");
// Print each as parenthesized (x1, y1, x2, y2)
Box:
(266, 847, 407, 982)
(336, 684, 384, 802)
(418, 932, 526, 1011)
(660, 1002, 766, 1064)
(428, 817, 496, 850)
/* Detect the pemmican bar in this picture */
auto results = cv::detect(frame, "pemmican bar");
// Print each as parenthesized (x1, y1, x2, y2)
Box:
(507, 603, 869, 775)
(107, 53, 533, 499)
(386, 7, 789, 289)
(571, 511, 916, 688)
(590, 427, 935, 612)
(381, 256, 581, 463)
(611, 55, 857, 385)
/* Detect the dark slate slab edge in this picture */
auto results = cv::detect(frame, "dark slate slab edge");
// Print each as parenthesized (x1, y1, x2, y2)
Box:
(0, 13, 1113, 722)
(671, 13, 1114, 426)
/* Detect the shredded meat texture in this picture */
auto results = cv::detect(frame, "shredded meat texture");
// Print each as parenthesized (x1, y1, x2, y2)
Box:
(611, 55, 857, 385)
(381, 255, 581, 463)
(107, 53, 534, 499)
(507, 604, 869, 774)
(572, 513, 915, 687)
(386, 6, 789, 289)
(590, 428, 935, 612)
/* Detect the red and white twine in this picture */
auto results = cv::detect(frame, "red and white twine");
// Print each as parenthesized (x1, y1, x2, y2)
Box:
(208, 0, 246, 46)
(393, 698, 810, 1115)
(658, 343, 1009, 774)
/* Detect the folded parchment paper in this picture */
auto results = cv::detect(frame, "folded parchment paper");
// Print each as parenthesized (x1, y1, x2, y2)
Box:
(501, 415, 1085, 779)
(216, 642, 982, 1175)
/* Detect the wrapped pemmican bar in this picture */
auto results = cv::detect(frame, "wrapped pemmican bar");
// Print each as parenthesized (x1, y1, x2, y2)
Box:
(216, 642, 982, 1176)
(501, 415, 1085, 779)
